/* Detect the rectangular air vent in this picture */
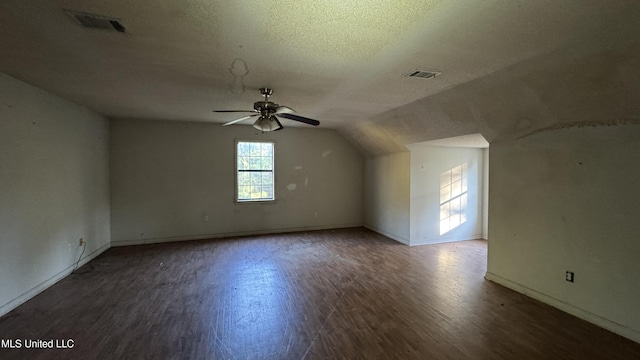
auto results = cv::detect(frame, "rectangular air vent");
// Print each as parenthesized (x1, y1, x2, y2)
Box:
(404, 69, 442, 79)
(66, 10, 126, 33)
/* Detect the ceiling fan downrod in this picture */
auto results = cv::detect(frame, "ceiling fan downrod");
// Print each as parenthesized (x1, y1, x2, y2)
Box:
(260, 87, 273, 101)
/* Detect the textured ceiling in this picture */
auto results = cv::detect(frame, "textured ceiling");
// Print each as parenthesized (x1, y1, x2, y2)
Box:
(1, 0, 639, 156)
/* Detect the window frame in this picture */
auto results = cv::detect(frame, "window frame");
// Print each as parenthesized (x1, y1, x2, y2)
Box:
(235, 140, 276, 203)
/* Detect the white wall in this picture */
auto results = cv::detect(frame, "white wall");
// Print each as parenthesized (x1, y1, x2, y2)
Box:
(109, 119, 363, 245)
(486, 124, 640, 343)
(0, 73, 111, 316)
(363, 152, 410, 244)
(408, 144, 484, 245)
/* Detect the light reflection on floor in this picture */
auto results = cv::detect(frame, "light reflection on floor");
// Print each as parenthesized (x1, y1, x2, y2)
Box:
(214, 259, 291, 356)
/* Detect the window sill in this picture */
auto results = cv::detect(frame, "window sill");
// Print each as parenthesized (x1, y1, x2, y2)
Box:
(235, 199, 277, 205)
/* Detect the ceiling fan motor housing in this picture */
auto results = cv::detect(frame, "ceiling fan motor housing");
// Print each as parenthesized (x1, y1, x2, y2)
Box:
(254, 101, 279, 115)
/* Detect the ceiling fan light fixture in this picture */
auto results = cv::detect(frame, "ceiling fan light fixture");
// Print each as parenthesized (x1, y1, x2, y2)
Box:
(253, 116, 283, 132)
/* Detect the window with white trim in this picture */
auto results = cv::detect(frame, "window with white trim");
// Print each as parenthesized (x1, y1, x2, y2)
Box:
(236, 141, 274, 202)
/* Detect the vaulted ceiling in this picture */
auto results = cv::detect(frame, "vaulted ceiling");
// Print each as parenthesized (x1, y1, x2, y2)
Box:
(2, 1, 639, 156)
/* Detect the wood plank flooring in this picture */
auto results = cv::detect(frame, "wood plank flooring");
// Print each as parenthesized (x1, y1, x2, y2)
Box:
(0, 227, 638, 359)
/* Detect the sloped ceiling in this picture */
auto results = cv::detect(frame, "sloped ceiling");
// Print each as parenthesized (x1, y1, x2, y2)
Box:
(1, 0, 639, 156)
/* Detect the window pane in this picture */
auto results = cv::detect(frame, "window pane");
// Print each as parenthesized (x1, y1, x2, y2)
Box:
(261, 157, 272, 170)
(238, 142, 248, 157)
(251, 172, 261, 185)
(255, 157, 262, 170)
(261, 143, 272, 157)
(238, 172, 250, 186)
(249, 143, 260, 156)
(238, 185, 250, 200)
(262, 172, 273, 185)
(262, 186, 273, 199)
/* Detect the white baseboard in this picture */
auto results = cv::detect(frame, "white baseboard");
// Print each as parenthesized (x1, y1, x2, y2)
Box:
(0, 242, 110, 318)
(485, 272, 640, 344)
(410, 233, 484, 246)
(111, 223, 363, 247)
(363, 224, 410, 245)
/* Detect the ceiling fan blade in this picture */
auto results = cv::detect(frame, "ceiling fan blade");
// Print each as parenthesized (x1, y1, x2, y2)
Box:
(277, 113, 320, 126)
(222, 114, 259, 126)
(274, 106, 295, 115)
(214, 110, 258, 113)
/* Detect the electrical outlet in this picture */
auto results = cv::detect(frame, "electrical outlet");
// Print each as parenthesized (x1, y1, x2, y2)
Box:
(565, 271, 574, 282)
(79, 238, 85, 246)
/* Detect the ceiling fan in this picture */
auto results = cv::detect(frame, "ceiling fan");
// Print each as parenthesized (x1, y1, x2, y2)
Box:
(214, 88, 320, 131)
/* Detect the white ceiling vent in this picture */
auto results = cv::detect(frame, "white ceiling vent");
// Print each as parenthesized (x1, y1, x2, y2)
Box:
(66, 10, 126, 33)
(403, 69, 442, 79)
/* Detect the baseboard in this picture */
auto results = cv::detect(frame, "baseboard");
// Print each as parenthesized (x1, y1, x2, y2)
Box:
(111, 223, 363, 247)
(363, 224, 410, 245)
(0, 242, 110, 318)
(410, 233, 484, 246)
(485, 272, 640, 344)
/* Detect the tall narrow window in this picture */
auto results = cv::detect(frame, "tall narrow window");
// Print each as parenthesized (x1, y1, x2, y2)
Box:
(440, 163, 468, 235)
(236, 141, 274, 202)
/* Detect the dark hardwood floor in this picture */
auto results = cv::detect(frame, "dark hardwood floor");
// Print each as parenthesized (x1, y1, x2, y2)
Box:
(1, 227, 638, 359)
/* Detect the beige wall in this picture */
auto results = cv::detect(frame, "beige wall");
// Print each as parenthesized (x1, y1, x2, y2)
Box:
(487, 125, 640, 342)
(0, 73, 111, 316)
(109, 119, 363, 245)
(408, 144, 485, 245)
(363, 152, 410, 244)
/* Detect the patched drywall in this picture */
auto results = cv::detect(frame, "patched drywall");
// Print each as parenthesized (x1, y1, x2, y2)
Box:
(109, 120, 363, 245)
(0, 74, 111, 316)
(487, 124, 640, 342)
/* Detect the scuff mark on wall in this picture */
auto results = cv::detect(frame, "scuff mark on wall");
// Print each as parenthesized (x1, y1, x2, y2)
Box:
(287, 183, 297, 191)
(294, 165, 303, 170)
(322, 150, 333, 158)
(518, 118, 640, 139)
(305, 178, 309, 186)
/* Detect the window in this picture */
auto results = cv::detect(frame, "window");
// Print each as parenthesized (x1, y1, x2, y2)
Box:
(440, 163, 468, 235)
(236, 141, 274, 202)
